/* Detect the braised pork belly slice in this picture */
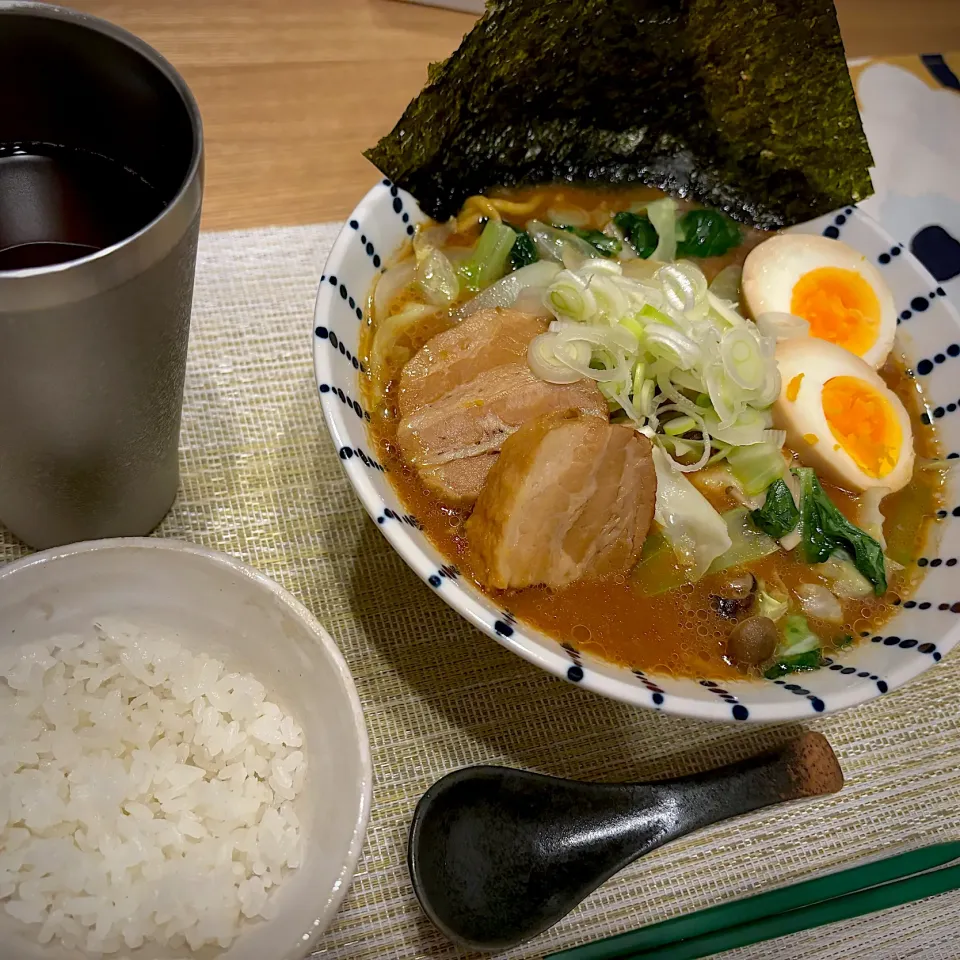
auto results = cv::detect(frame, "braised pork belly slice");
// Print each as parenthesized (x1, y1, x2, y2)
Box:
(398, 308, 548, 418)
(397, 364, 606, 506)
(467, 411, 657, 589)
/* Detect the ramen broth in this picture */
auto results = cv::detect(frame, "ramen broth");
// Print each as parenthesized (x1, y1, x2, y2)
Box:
(360, 186, 943, 680)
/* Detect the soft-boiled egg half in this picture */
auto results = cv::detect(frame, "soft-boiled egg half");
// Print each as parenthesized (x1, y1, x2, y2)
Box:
(773, 338, 914, 493)
(742, 235, 896, 369)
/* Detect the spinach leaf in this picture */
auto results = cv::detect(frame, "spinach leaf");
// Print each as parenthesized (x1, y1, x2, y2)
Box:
(613, 212, 658, 259)
(795, 467, 887, 594)
(508, 228, 539, 269)
(556, 224, 621, 258)
(764, 650, 822, 680)
(675, 209, 742, 258)
(750, 478, 800, 539)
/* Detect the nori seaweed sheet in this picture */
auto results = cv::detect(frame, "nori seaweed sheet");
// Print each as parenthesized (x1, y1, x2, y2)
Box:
(364, 0, 873, 229)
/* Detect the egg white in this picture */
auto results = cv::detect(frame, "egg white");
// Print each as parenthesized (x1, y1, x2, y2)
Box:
(742, 234, 896, 369)
(772, 338, 914, 493)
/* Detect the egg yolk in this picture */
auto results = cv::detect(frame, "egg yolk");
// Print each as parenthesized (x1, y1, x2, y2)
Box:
(790, 267, 881, 358)
(821, 376, 901, 479)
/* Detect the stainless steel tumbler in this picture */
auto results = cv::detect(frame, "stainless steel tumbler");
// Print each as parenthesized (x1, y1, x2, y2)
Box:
(0, 2, 203, 548)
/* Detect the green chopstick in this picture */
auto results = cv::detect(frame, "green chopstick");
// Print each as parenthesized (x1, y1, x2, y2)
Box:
(546, 841, 960, 960)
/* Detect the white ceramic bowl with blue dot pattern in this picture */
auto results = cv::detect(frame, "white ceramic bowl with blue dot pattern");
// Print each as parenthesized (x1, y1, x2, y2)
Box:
(313, 180, 960, 722)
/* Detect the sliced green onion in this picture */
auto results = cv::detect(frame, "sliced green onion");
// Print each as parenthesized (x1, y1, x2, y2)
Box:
(646, 198, 679, 261)
(636, 378, 656, 416)
(619, 314, 646, 340)
(721, 326, 767, 392)
(545, 270, 597, 322)
(632, 362, 647, 399)
(639, 303, 675, 325)
(664, 415, 697, 437)
(527, 332, 590, 384)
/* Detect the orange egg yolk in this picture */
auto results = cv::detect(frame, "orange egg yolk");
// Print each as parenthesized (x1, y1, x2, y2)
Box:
(821, 376, 901, 478)
(790, 267, 881, 357)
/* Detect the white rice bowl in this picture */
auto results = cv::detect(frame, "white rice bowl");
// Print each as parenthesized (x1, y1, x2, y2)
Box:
(0, 539, 371, 960)
(0, 619, 307, 956)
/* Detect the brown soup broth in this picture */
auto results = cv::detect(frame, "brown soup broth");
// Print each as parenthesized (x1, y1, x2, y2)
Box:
(359, 186, 944, 680)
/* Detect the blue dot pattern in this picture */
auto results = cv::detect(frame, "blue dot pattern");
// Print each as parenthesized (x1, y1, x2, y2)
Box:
(698, 680, 750, 720)
(632, 670, 666, 708)
(383, 179, 417, 237)
(913, 338, 959, 376)
(878, 244, 902, 266)
(315, 325, 367, 372)
(427, 564, 460, 589)
(764, 673, 827, 712)
(494, 609, 518, 638)
(317, 382, 370, 421)
(821, 209, 853, 240)
(562, 644, 585, 683)
(321, 271, 365, 322)
(376, 508, 421, 529)
(348, 219, 382, 270)
(868, 634, 942, 663)
(338, 445, 386, 472)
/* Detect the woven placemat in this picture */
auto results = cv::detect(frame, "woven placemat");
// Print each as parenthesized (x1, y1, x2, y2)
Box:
(2, 222, 960, 960)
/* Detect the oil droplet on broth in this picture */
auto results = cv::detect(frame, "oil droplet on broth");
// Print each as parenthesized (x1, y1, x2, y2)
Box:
(572, 624, 592, 644)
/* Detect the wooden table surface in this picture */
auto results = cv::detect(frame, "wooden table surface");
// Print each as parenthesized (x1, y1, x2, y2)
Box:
(57, 0, 960, 231)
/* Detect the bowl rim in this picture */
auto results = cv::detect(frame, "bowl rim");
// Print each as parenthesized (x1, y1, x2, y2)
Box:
(314, 181, 960, 722)
(0, 536, 373, 959)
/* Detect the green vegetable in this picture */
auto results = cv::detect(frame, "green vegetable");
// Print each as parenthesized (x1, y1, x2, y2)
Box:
(764, 650, 821, 679)
(780, 614, 821, 656)
(632, 528, 689, 596)
(756, 578, 789, 621)
(728, 442, 785, 497)
(795, 467, 887, 594)
(613, 212, 658, 258)
(557, 224, 621, 258)
(364, 0, 873, 228)
(707, 507, 779, 574)
(816, 551, 874, 599)
(508, 228, 539, 270)
(416, 247, 460, 305)
(835, 633, 855, 650)
(763, 614, 822, 678)
(751, 478, 800, 539)
(676, 209, 742, 258)
(457, 219, 517, 292)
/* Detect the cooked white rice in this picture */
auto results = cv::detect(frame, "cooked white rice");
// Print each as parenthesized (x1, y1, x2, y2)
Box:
(0, 618, 306, 955)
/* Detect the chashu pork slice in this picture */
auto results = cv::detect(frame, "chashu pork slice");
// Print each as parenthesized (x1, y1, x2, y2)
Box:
(397, 363, 607, 506)
(467, 411, 657, 590)
(398, 307, 548, 417)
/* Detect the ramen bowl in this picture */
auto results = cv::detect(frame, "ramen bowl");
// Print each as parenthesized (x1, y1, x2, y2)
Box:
(313, 180, 960, 722)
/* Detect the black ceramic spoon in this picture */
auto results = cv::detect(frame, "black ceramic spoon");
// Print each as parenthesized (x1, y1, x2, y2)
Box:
(408, 732, 843, 952)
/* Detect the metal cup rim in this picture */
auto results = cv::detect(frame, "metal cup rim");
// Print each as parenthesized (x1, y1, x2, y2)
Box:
(0, 1, 204, 304)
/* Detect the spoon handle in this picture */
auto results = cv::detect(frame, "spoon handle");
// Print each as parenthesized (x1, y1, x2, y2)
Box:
(643, 731, 843, 845)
